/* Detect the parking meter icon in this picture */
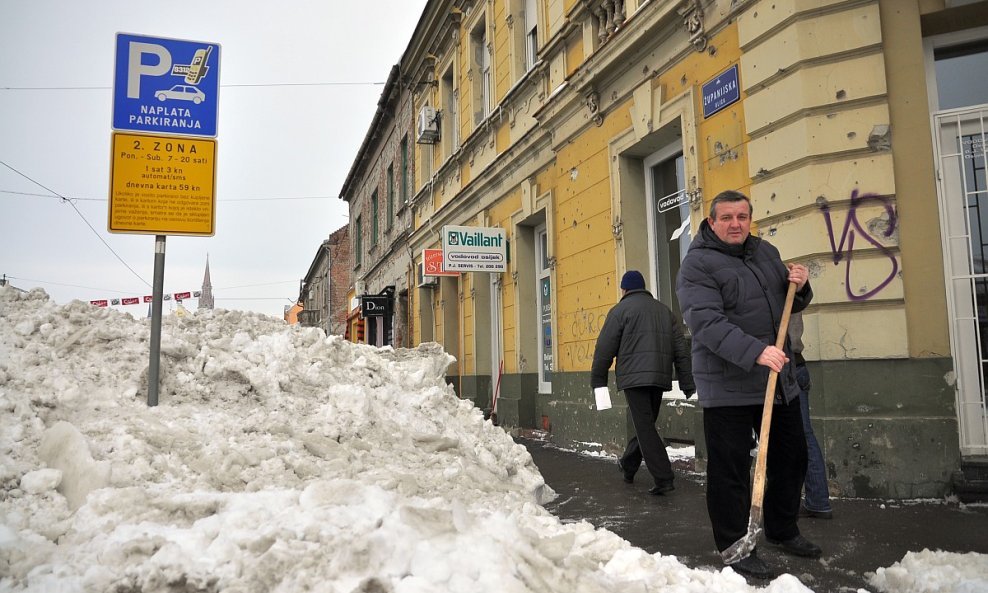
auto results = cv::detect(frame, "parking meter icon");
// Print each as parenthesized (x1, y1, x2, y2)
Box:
(185, 47, 212, 85)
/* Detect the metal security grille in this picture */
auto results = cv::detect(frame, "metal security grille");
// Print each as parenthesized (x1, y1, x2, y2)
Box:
(936, 105, 988, 455)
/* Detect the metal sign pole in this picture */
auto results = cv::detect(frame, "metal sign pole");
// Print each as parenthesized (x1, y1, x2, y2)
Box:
(148, 235, 166, 406)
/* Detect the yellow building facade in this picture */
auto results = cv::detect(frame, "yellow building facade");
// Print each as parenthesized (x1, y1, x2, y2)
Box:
(366, 0, 988, 499)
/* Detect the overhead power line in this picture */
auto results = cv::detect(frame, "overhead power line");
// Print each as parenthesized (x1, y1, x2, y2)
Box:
(215, 297, 294, 301)
(216, 280, 298, 291)
(1, 189, 338, 203)
(3, 275, 299, 295)
(3, 276, 138, 295)
(1, 81, 385, 91)
(0, 160, 152, 289)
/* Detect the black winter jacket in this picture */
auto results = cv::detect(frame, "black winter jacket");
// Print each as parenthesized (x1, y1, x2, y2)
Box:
(590, 289, 695, 393)
(675, 220, 812, 408)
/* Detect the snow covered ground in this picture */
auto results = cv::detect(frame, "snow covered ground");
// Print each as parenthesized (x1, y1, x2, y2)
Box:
(1, 285, 985, 592)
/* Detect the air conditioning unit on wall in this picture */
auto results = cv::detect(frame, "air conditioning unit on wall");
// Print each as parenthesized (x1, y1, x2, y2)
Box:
(417, 106, 439, 144)
(417, 262, 438, 288)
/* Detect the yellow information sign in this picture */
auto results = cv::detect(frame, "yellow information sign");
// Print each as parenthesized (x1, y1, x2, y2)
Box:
(109, 132, 216, 235)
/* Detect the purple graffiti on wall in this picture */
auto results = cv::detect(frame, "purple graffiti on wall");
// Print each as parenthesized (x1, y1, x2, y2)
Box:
(819, 189, 899, 301)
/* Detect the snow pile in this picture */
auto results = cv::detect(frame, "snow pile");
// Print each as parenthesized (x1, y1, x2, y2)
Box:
(869, 549, 988, 593)
(0, 286, 814, 592)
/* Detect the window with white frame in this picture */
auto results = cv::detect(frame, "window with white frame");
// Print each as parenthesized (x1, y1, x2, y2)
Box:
(441, 66, 458, 158)
(471, 17, 491, 124)
(525, 0, 538, 70)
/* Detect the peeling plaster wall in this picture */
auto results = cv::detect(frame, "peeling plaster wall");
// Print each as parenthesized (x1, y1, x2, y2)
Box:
(740, 1, 907, 360)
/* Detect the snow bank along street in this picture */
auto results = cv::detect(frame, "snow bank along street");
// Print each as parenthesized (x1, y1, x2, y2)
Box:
(0, 285, 984, 592)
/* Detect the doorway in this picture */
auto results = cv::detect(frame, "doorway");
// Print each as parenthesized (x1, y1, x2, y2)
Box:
(644, 143, 691, 315)
(536, 224, 552, 393)
(930, 30, 988, 455)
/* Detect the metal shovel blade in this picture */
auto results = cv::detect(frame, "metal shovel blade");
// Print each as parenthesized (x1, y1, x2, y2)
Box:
(721, 516, 762, 564)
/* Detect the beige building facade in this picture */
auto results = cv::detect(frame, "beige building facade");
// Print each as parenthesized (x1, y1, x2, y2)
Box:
(338, 0, 988, 499)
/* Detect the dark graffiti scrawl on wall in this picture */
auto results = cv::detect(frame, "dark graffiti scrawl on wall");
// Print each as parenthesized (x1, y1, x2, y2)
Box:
(563, 309, 604, 366)
(818, 189, 899, 301)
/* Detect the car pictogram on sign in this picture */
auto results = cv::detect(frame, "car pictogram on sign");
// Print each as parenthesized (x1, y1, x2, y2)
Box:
(155, 84, 205, 104)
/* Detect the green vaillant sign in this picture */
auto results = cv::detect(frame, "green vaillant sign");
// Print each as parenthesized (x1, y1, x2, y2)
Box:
(441, 225, 507, 272)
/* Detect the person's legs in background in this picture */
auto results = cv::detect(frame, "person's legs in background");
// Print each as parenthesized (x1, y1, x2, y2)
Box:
(624, 387, 674, 492)
(796, 362, 833, 518)
(619, 429, 641, 483)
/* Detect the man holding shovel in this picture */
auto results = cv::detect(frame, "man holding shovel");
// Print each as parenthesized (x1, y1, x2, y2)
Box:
(676, 190, 819, 579)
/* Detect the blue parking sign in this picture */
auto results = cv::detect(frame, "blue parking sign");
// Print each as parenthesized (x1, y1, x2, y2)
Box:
(113, 33, 221, 137)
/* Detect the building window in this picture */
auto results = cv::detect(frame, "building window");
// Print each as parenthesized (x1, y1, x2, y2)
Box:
(471, 17, 491, 124)
(387, 164, 394, 229)
(933, 40, 988, 111)
(400, 135, 409, 204)
(525, 0, 538, 70)
(441, 65, 458, 158)
(371, 190, 379, 246)
(355, 216, 362, 267)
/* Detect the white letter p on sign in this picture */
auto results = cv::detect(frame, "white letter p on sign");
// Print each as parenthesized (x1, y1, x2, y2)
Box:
(127, 42, 171, 98)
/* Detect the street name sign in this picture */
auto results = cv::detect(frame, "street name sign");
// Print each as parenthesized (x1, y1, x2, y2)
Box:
(702, 64, 740, 119)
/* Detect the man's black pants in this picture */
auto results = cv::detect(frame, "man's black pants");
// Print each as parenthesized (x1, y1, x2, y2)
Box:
(703, 399, 807, 553)
(620, 387, 674, 487)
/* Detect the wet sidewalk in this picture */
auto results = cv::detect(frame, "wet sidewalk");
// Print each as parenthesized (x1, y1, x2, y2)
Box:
(519, 436, 988, 592)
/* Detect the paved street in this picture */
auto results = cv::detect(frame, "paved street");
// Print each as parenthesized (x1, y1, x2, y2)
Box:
(521, 437, 988, 592)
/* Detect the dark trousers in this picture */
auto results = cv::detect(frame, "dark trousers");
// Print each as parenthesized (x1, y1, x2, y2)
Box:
(620, 387, 674, 486)
(703, 399, 807, 552)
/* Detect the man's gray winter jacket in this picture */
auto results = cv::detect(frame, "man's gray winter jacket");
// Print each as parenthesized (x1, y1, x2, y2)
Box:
(675, 220, 812, 408)
(590, 289, 695, 394)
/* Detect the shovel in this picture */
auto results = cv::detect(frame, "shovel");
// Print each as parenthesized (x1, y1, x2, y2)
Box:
(721, 281, 798, 565)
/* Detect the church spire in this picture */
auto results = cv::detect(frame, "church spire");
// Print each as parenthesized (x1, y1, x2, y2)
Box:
(199, 255, 214, 310)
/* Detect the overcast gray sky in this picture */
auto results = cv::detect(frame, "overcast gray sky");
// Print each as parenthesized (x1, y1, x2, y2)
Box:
(0, 0, 427, 318)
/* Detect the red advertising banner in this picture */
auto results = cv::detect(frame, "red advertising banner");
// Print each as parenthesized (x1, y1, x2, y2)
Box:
(89, 291, 199, 307)
(423, 248, 459, 276)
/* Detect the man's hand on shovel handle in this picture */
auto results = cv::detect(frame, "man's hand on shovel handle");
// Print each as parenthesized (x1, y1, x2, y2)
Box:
(787, 263, 808, 290)
(757, 346, 788, 373)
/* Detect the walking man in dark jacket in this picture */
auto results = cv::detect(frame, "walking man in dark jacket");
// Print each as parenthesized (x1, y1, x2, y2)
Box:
(676, 190, 820, 579)
(591, 270, 695, 495)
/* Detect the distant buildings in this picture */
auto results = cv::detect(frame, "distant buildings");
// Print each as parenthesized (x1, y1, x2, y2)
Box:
(298, 225, 351, 335)
(284, 302, 302, 325)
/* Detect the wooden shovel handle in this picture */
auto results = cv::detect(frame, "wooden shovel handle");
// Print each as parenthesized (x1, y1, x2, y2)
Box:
(749, 281, 798, 519)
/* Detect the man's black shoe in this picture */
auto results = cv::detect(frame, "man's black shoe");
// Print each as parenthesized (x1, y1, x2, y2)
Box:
(799, 503, 833, 520)
(727, 551, 774, 580)
(766, 534, 822, 558)
(648, 482, 675, 495)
